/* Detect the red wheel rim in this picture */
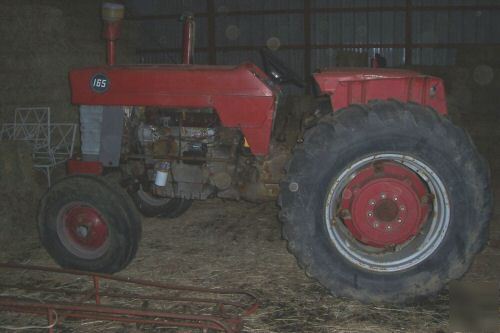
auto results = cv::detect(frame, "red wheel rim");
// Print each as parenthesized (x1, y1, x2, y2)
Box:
(339, 161, 431, 248)
(325, 154, 450, 272)
(57, 203, 109, 259)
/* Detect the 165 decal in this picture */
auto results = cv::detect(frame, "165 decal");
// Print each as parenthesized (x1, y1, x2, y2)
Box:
(90, 73, 109, 93)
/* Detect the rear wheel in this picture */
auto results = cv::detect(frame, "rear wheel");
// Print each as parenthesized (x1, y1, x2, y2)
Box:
(279, 101, 491, 303)
(38, 175, 142, 273)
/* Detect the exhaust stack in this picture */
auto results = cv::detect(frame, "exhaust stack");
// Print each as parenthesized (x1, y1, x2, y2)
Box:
(102, 2, 125, 66)
(181, 13, 195, 64)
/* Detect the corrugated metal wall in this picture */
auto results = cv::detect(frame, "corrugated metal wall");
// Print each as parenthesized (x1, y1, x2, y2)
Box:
(126, 0, 500, 73)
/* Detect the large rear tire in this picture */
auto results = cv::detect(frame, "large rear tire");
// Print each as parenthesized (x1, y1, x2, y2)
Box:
(279, 100, 491, 303)
(38, 175, 142, 273)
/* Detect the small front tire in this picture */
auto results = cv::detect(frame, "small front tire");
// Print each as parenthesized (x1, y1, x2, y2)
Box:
(38, 175, 142, 273)
(130, 188, 192, 218)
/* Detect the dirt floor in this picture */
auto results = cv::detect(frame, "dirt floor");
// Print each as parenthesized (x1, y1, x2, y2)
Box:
(0, 129, 499, 333)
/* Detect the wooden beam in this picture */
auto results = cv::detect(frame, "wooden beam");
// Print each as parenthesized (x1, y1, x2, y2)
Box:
(126, 5, 500, 20)
(405, 0, 413, 66)
(137, 42, 500, 55)
(207, 0, 216, 64)
(127, 13, 208, 20)
(303, 0, 312, 79)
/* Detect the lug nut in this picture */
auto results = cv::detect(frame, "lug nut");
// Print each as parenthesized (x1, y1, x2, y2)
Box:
(289, 182, 299, 192)
(400, 205, 406, 211)
(373, 221, 380, 228)
(369, 199, 376, 206)
(393, 196, 398, 201)
(77, 226, 88, 238)
(339, 209, 352, 219)
(367, 211, 373, 217)
(397, 218, 402, 223)
(386, 225, 392, 231)
(380, 193, 386, 199)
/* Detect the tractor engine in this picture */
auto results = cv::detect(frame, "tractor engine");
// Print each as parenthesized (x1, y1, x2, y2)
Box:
(78, 105, 290, 202)
(122, 107, 243, 200)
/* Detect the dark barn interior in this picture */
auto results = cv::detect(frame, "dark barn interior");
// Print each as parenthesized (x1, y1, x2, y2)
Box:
(0, 0, 499, 332)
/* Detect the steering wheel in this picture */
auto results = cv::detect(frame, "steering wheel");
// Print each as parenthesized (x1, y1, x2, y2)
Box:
(260, 48, 305, 87)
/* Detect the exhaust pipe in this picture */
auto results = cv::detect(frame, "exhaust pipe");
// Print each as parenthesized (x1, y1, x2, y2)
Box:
(181, 13, 195, 65)
(102, 2, 125, 66)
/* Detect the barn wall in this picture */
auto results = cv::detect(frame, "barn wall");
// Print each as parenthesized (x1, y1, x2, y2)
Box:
(127, 0, 500, 71)
(0, 0, 138, 123)
(1, 0, 498, 128)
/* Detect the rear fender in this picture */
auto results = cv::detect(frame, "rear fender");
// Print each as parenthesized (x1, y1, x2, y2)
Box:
(313, 68, 447, 115)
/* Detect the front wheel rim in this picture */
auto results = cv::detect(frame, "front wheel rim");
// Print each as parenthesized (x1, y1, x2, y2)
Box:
(56, 203, 110, 260)
(324, 153, 450, 272)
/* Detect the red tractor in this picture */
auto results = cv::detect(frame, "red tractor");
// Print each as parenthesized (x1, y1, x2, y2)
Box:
(38, 3, 491, 303)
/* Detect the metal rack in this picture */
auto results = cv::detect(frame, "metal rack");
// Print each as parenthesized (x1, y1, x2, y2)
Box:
(0, 107, 77, 186)
(0, 263, 259, 333)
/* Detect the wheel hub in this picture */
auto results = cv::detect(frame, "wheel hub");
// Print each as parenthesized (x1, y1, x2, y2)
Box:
(340, 161, 430, 247)
(76, 225, 89, 238)
(63, 205, 108, 250)
(374, 199, 399, 222)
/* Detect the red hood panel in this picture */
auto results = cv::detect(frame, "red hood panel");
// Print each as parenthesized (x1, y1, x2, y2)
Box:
(70, 62, 276, 107)
(69, 62, 278, 156)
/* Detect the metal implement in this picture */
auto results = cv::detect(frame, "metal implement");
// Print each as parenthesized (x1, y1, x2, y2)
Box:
(0, 107, 77, 186)
(0, 262, 258, 333)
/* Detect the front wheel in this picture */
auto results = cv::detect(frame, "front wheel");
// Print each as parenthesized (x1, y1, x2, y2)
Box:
(38, 175, 142, 273)
(130, 187, 192, 218)
(279, 101, 491, 303)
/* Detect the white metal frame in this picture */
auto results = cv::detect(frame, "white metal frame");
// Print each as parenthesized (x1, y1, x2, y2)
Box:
(0, 107, 77, 186)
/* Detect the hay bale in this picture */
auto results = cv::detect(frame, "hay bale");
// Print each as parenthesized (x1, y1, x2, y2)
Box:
(0, 142, 43, 253)
(0, 142, 34, 188)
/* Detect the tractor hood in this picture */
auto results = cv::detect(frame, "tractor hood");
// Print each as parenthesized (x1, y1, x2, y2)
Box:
(69, 62, 278, 107)
(69, 62, 279, 156)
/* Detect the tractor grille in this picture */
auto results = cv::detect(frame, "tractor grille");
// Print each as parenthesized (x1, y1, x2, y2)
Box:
(79, 105, 103, 161)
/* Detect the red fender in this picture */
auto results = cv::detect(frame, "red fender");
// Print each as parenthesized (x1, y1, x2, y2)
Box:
(313, 68, 447, 115)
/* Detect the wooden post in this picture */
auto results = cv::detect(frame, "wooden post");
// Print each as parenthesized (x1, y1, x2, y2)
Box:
(405, 0, 413, 66)
(207, 0, 216, 65)
(304, 0, 312, 80)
